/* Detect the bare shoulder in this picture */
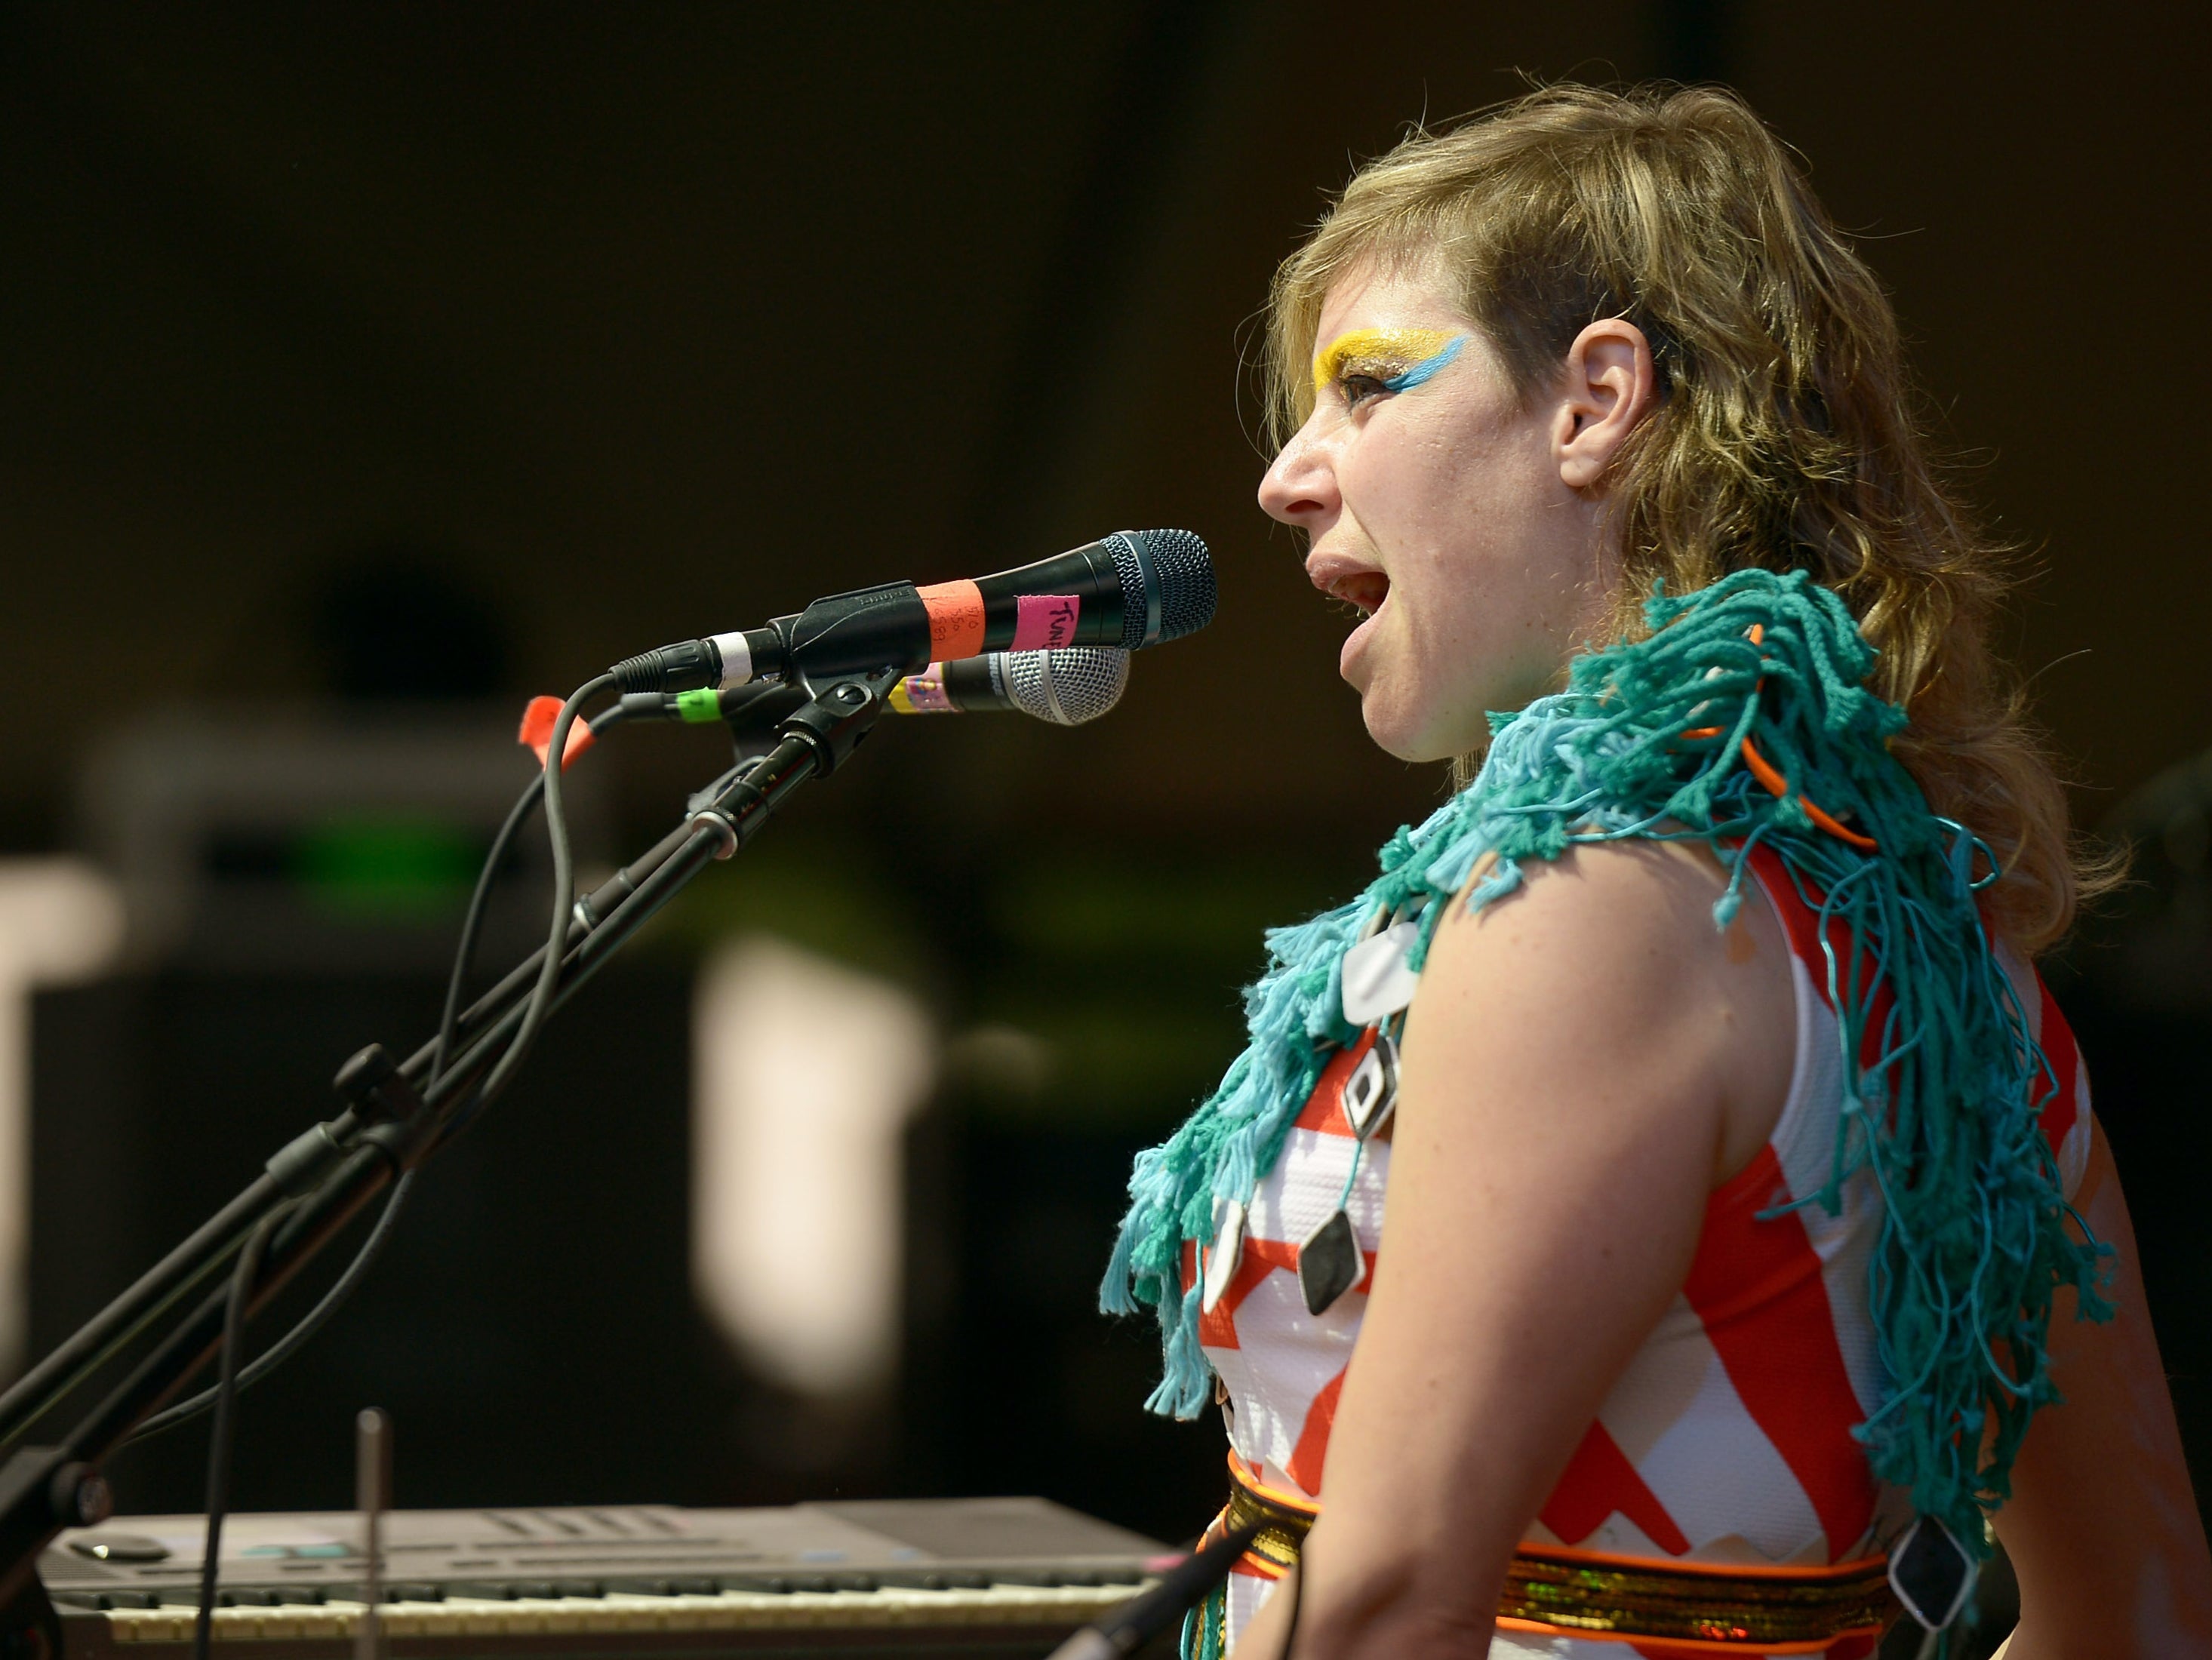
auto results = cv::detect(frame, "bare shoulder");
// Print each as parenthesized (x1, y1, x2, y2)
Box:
(1409, 840, 1795, 1184)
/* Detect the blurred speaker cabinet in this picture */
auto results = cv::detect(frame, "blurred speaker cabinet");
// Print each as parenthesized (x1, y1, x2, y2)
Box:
(27, 961, 734, 1515)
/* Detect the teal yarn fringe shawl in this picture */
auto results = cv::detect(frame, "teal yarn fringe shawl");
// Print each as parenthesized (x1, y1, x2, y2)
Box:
(1100, 567, 2111, 1556)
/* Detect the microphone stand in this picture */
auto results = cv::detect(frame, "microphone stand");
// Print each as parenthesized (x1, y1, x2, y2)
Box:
(0, 667, 898, 1660)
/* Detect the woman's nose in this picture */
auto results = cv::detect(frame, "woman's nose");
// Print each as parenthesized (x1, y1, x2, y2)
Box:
(1258, 422, 1338, 528)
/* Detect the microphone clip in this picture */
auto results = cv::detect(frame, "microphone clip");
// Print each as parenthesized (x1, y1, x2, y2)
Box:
(685, 667, 898, 859)
(775, 669, 897, 775)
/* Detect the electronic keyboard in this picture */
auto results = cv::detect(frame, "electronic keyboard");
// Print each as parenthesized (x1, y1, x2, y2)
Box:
(44, 1497, 1173, 1658)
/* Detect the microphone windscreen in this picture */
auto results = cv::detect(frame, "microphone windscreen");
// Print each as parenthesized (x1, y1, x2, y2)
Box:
(1004, 647, 1129, 725)
(1106, 530, 1217, 650)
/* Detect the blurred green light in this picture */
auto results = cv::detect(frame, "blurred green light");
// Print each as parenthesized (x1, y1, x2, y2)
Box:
(291, 817, 480, 918)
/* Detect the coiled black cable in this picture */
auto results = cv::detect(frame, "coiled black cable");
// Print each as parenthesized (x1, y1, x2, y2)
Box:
(126, 1171, 417, 1446)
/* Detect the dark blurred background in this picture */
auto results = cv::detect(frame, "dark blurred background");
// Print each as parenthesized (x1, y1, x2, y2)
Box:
(1, 0, 2207, 1592)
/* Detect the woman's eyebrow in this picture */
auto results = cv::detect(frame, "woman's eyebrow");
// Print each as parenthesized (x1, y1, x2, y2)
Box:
(1311, 327, 1465, 394)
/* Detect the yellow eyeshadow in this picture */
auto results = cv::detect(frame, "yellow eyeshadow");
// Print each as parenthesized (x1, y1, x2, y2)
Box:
(1311, 327, 1460, 395)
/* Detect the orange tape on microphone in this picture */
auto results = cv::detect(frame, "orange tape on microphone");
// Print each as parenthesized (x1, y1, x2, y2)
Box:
(916, 579, 986, 659)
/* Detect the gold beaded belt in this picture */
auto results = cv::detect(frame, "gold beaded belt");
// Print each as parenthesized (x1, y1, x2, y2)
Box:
(1214, 1459, 1900, 1653)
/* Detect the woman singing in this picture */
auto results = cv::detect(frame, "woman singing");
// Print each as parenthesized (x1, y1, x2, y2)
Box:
(1103, 84, 2212, 1658)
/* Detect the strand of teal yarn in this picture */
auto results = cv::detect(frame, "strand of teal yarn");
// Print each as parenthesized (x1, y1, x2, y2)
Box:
(1100, 565, 2110, 1561)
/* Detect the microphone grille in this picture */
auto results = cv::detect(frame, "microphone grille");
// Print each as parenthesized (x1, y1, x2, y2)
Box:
(1004, 647, 1130, 725)
(1109, 529, 1216, 649)
(1145, 528, 1216, 642)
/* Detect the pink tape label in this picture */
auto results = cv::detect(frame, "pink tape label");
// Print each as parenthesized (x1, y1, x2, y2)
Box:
(1012, 594, 1081, 651)
(901, 668, 956, 712)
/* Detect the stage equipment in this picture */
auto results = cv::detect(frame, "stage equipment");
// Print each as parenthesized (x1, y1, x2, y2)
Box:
(1041, 1523, 1257, 1660)
(75, 709, 609, 974)
(45, 1499, 1173, 1658)
(886, 649, 1128, 726)
(609, 530, 1214, 693)
(623, 647, 1131, 733)
(0, 536, 1219, 1660)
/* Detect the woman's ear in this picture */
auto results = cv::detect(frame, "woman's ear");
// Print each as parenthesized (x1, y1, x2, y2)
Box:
(1553, 319, 1657, 491)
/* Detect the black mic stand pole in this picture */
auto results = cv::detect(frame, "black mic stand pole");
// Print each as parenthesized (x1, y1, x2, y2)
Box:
(0, 668, 897, 1660)
(1044, 1520, 1262, 1660)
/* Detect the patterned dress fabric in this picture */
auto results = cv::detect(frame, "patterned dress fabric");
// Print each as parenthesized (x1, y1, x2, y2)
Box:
(1191, 848, 2094, 1658)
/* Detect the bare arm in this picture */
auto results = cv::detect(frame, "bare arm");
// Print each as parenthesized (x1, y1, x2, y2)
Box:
(1992, 1120, 2212, 1657)
(1232, 842, 1795, 1658)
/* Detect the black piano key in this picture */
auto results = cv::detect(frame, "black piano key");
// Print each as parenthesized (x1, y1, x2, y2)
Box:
(488, 1582, 580, 1600)
(876, 1570, 956, 1591)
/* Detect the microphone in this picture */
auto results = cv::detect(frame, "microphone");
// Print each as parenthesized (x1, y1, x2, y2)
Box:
(889, 647, 1128, 724)
(622, 647, 1130, 729)
(610, 529, 1212, 693)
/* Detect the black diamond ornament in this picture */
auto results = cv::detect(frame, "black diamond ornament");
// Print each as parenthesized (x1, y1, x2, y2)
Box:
(1888, 1514, 1976, 1631)
(1298, 1209, 1361, 1316)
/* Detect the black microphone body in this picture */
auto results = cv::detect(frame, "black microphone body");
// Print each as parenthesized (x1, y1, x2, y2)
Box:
(619, 646, 1130, 730)
(897, 654, 1004, 713)
(611, 530, 1211, 694)
(784, 542, 1127, 676)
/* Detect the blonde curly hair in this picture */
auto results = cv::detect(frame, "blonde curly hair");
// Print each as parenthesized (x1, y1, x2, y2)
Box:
(1266, 83, 2108, 951)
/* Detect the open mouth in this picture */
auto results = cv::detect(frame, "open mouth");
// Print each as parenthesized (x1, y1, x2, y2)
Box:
(1328, 570, 1390, 616)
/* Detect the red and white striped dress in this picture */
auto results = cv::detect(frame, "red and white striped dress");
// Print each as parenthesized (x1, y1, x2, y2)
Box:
(1189, 847, 2094, 1658)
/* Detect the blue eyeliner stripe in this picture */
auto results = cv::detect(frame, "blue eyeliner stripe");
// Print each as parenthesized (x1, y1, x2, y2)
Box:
(1380, 334, 1466, 393)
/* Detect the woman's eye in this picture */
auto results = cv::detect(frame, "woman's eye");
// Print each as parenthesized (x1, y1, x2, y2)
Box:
(1340, 372, 1390, 406)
